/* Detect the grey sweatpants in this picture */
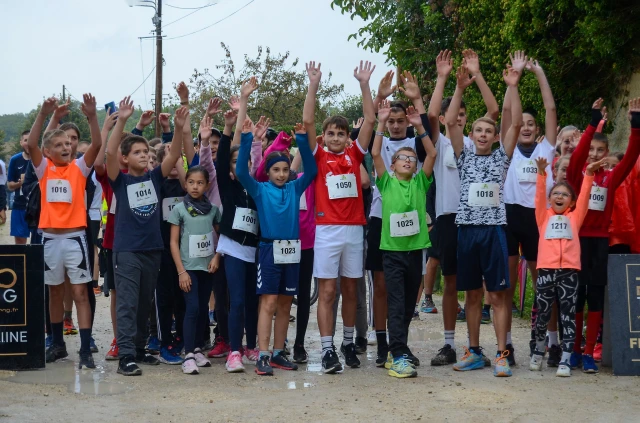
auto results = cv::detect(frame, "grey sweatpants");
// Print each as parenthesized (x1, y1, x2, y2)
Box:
(114, 251, 162, 358)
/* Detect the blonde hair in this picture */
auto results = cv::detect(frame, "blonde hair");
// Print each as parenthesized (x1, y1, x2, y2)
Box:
(471, 117, 498, 134)
(42, 129, 68, 148)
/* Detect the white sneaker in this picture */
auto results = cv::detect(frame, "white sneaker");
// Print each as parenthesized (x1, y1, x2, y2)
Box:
(182, 354, 199, 375)
(194, 349, 211, 367)
(556, 362, 571, 377)
(529, 352, 544, 371)
(367, 330, 377, 346)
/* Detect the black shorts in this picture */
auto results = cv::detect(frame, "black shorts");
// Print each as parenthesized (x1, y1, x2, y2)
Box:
(505, 203, 539, 261)
(433, 214, 459, 276)
(579, 237, 609, 286)
(104, 248, 116, 291)
(365, 216, 384, 272)
(457, 225, 509, 292)
(426, 223, 438, 259)
(88, 219, 100, 248)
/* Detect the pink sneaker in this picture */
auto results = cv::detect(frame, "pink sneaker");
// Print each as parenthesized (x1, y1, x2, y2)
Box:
(182, 354, 199, 375)
(226, 351, 245, 373)
(243, 346, 259, 364)
(207, 337, 231, 358)
(194, 349, 211, 367)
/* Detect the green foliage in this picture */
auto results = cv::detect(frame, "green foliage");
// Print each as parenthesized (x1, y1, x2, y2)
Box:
(331, 0, 640, 135)
(0, 114, 28, 141)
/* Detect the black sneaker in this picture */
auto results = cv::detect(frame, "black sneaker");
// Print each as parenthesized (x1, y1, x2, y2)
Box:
(322, 347, 343, 374)
(406, 350, 420, 367)
(355, 336, 367, 354)
(255, 355, 274, 376)
(340, 343, 361, 368)
(135, 352, 160, 365)
(45, 343, 68, 363)
(376, 346, 389, 368)
(430, 344, 457, 366)
(292, 344, 308, 364)
(118, 355, 142, 376)
(547, 344, 562, 367)
(79, 351, 96, 370)
(271, 352, 298, 371)
(505, 344, 516, 366)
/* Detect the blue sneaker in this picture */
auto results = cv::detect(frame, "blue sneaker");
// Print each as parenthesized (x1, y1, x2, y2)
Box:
(388, 355, 418, 378)
(90, 336, 98, 353)
(494, 351, 512, 377)
(481, 309, 491, 324)
(453, 347, 484, 371)
(146, 336, 160, 355)
(45, 334, 53, 349)
(582, 354, 599, 373)
(420, 298, 438, 314)
(158, 345, 183, 365)
(456, 308, 466, 322)
(569, 351, 582, 369)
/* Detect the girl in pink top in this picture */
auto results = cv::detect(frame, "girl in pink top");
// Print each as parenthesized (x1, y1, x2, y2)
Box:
(530, 156, 605, 377)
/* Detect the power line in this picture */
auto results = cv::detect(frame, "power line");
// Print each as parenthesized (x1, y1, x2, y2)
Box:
(130, 65, 157, 97)
(165, 1, 218, 10)
(166, 0, 256, 40)
(139, 39, 148, 106)
(164, 1, 215, 27)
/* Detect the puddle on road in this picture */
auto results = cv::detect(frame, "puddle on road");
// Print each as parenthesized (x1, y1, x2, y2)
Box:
(287, 381, 314, 389)
(409, 327, 444, 342)
(3, 360, 130, 396)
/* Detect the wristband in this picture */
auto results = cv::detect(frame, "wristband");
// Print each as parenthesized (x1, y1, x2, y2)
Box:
(180, 101, 189, 106)
(590, 109, 602, 127)
(178, 270, 187, 277)
(418, 131, 429, 139)
(375, 131, 385, 136)
(631, 112, 640, 129)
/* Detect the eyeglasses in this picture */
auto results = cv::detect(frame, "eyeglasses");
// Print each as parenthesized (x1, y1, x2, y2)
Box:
(393, 154, 417, 163)
(550, 191, 571, 199)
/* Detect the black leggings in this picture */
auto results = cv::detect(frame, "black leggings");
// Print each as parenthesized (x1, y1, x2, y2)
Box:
(156, 249, 185, 346)
(535, 269, 579, 354)
(576, 284, 606, 313)
(211, 258, 229, 342)
(294, 248, 314, 346)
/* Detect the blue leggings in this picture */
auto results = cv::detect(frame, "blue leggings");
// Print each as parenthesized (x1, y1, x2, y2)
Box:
(183, 270, 213, 354)
(224, 255, 258, 352)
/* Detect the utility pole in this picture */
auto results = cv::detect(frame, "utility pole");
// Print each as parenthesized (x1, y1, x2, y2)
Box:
(154, 0, 163, 137)
(62, 85, 66, 102)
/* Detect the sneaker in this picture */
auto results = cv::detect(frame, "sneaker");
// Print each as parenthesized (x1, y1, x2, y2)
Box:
(283, 339, 291, 356)
(494, 351, 512, 377)
(340, 343, 361, 368)
(388, 355, 418, 378)
(242, 346, 259, 364)
(482, 352, 491, 367)
(93, 286, 102, 296)
(106, 339, 119, 361)
(412, 309, 420, 321)
(367, 330, 377, 346)
(63, 317, 78, 335)
(293, 344, 308, 364)
(321, 347, 343, 374)
(406, 350, 420, 367)
(118, 355, 142, 376)
(556, 361, 571, 377)
(89, 337, 98, 353)
(593, 343, 602, 362)
(430, 344, 457, 366)
(255, 355, 274, 375)
(569, 351, 582, 369)
(529, 339, 536, 358)
(225, 351, 245, 373)
(146, 336, 160, 355)
(207, 337, 230, 358)
(194, 349, 211, 367)
(481, 309, 491, 324)
(182, 354, 199, 375)
(271, 351, 298, 370)
(375, 346, 389, 368)
(582, 354, 599, 373)
(456, 308, 466, 322)
(547, 345, 562, 367)
(384, 351, 394, 369)
(159, 345, 183, 365)
(529, 351, 544, 371)
(172, 336, 184, 354)
(135, 352, 160, 365)
(45, 343, 68, 363)
(453, 347, 484, 371)
(45, 334, 53, 349)
(79, 351, 96, 370)
(420, 298, 438, 314)
(355, 336, 367, 354)
(505, 343, 516, 366)
(202, 338, 213, 351)
(208, 310, 216, 326)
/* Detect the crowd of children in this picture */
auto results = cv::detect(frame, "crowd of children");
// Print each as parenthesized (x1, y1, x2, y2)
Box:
(13, 49, 640, 379)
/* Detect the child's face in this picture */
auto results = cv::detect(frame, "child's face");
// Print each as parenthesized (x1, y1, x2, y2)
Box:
(124, 141, 149, 172)
(390, 151, 417, 178)
(588, 140, 608, 163)
(268, 162, 290, 187)
(64, 129, 79, 157)
(323, 124, 349, 154)
(554, 158, 569, 183)
(386, 110, 409, 139)
(438, 108, 468, 132)
(148, 152, 157, 169)
(229, 150, 250, 179)
(44, 134, 72, 166)
(470, 121, 497, 154)
(549, 185, 575, 214)
(558, 132, 576, 156)
(519, 113, 538, 144)
(186, 171, 208, 198)
(210, 135, 220, 161)
(20, 134, 29, 153)
(605, 156, 620, 170)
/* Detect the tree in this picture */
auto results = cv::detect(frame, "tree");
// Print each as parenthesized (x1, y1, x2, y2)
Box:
(176, 44, 345, 135)
(331, 0, 640, 145)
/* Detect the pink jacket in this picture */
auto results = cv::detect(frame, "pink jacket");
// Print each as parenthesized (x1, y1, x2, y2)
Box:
(255, 131, 292, 182)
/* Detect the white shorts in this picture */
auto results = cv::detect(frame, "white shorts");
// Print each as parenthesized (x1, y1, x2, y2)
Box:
(313, 225, 364, 279)
(43, 230, 92, 285)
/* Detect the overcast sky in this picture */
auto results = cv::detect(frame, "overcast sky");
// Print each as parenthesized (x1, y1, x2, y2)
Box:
(0, 0, 388, 115)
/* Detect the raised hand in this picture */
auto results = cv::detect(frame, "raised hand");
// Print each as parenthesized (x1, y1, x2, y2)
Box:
(628, 97, 640, 113)
(159, 113, 171, 131)
(241, 117, 253, 134)
(462, 49, 480, 75)
(377, 70, 397, 99)
(138, 110, 155, 127)
(378, 99, 392, 123)
(592, 98, 604, 110)
(353, 117, 364, 129)
(40, 97, 59, 116)
(406, 105, 422, 127)
(306, 61, 322, 85)
(502, 65, 521, 87)
(398, 71, 421, 100)
(240, 76, 259, 98)
(509, 50, 528, 74)
(223, 109, 238, 127)
(456, 64, 476, 89)
(525, 59, 543, 75)
(535, 157, 549, 175)
(118, 96, 134, 120)
(199, 115, 213, 140)
(253, 116, 270, 139)
(228, 95, 240, 111)
(176, 81, 189, 102)
(294, 122, 306, 134)
(586, 157, 608, 175)
(173, 106, 189, 129)
(354, 60, 376, 84)
(53, 98, 71, 119)
(206, 97, 223, 116)
(436, 50, 453, 78)
(102, 110, 119, 132)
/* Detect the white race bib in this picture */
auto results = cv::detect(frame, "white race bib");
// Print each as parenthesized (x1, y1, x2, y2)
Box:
(468, 183, 500, 207)
(19, 173, 25, 196)
(299, 192, 307, 211)
(544, 215, 573, 240)
(327, 174, 357, 199)
(588, 186, 607, 211)
(273, 240, 301, 264)
(126, 182, 158, 208)
(232, 207, 258, 234)
(390, 210, 420, 237)
(189, 232, 214, 258)
(162, 197, 182, 221)
(515, 160, 538, 183)
(109, 193, 117, 214)
(443, 144, 457, 169)
(46, 179, 72, 203)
